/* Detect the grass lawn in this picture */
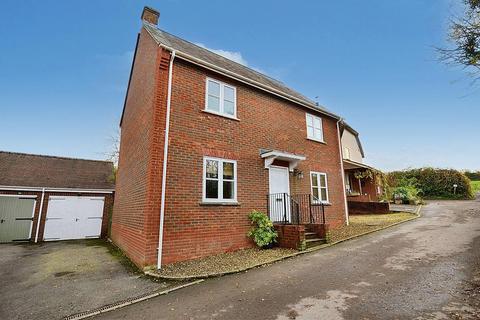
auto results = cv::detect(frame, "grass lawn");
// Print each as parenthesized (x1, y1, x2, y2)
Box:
(329, 212, 417, 243)
(471, 180, 480, 195)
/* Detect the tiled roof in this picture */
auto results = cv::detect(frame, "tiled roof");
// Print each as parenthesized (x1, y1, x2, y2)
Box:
(0, 151, 115, 189)
(143, 23, 339, 119)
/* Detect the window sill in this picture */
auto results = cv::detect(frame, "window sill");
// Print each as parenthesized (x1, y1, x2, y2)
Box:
(202, 109, 240, 121)
(307, 137, 326, 145)
(312, 202, 332, 206)
(199, 201, 241, 206)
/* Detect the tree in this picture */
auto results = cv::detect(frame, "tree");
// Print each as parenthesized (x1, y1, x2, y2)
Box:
(105, 129, 120, 167)
(439, 0, 480, 82)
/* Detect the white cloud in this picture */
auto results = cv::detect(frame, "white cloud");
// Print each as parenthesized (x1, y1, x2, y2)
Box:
(195, 43, 249, 66)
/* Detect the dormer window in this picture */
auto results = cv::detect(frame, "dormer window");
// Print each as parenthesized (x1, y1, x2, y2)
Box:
(306, 113, 324, 142)
(205, 78, 237, 118)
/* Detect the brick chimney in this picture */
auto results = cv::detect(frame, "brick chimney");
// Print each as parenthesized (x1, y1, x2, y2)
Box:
(141, 6, 159, 25)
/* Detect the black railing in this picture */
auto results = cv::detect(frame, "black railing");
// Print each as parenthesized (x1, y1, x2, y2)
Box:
(267, 193, 325, 225)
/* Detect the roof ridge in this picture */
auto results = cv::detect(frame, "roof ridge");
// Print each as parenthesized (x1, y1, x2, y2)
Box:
(142, 23, 338, 119)
(0, 151, 113, 164)
(147, 25, 291, 88)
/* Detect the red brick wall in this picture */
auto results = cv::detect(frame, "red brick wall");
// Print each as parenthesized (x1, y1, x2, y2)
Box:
(348, 201, 390, 214)
(110, 28, 169, 268)
(157, 58, 347, 265)
(274, 224, 306, 250)
(0, 190, 113, 241)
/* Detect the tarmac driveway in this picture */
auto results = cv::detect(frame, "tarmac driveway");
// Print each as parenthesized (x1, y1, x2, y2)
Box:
(95, 198, 480, 319)
(0, 240, 171, 320)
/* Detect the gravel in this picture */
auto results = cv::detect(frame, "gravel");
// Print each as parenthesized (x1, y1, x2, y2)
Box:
(154, 248, 297, 279)
(329, 212, 416, 243)
(153, 213, 416, 279)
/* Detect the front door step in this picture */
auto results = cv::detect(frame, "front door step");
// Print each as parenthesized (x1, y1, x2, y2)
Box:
(305, 238, 326, 248)
(305, 232, 318, 240)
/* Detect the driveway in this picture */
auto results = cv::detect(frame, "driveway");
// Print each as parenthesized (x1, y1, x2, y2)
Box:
(0, 240, 172, 320)
(95, 198, 480, 319)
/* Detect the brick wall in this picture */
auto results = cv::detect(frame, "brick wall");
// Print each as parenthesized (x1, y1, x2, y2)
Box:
(157, 58, 347, 265)
(274, 224, 306, 250)
(348, 201, 390, 214)
(110, 28, 169, 268)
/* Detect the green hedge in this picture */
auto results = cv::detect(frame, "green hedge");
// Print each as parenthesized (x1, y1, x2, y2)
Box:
(388, 168, 474, 200)
(464, 170, 480, 181)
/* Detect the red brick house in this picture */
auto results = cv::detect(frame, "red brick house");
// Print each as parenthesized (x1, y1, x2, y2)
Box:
(111, 7, 350, 269)
(340, 123, 388, 214)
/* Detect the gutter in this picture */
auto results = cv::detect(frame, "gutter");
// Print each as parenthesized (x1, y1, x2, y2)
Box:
(0, 186, 114, 193)
(157, 50, 176, 269)
(336, 119, 349, 225)
(142, 26, 340, 121)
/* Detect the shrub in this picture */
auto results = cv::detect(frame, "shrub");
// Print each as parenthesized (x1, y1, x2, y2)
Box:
(390, 175, 422, 203)
(392, 186, 422, 203)
(388, 168, 473, 200)
(247, 210, 277, 248)
(464, 170, 480, 181)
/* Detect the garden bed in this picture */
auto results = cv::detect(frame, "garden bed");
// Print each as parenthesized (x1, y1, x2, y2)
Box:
(147, 212, 417, 280)
(329, 212, 416, 243)
(148, 248, 297, 279)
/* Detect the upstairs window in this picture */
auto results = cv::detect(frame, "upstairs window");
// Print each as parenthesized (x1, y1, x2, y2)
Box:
(310, 172, 329, 203)
(203, 157, 237, 203)
(344, 147, 351, 160)
(205, 78, 236, 118)
(306, 114, 324, 142)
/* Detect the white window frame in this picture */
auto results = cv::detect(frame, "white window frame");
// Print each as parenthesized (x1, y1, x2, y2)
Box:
(344, 147, 351, 160)
(205, 78, 237, 119)
(202, 156, 237, 203)
(310, 171, 329, 203)
(345, 172, 352, 193)
(305, 113, 324, 142)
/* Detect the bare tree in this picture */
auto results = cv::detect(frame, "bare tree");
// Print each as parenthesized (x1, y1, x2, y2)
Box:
(105, 129, 120, 167)
(439, 0, 480, 83)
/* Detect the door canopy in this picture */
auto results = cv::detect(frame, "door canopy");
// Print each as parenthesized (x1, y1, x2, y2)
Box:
(260, 149, 306, 172)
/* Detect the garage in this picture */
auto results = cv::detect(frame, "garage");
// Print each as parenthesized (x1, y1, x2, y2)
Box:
(43, 196, 106, 241)
(0, 195, 36, 242)
(0, 151, 115, 243)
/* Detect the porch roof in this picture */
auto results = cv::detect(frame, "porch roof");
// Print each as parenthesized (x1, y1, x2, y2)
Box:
(343, 159, 376, 171)
(260, 149, 306, 172)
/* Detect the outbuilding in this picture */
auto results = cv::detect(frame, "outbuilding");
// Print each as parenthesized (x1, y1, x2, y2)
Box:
(0, 151, 115, 243)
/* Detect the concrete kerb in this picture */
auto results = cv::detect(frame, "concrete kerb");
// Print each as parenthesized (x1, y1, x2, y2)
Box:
(63, 280, 204, 320)
(146, 208, 423, 281)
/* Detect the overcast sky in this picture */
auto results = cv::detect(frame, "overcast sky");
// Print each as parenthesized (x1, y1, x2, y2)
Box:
(0, 0, 478, 171)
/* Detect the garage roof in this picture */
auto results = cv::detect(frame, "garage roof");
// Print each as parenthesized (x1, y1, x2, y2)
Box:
(0, 151, 115, 190)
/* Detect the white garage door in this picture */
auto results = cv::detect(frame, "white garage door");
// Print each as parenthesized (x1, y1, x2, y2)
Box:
(43, 196, 105, 241)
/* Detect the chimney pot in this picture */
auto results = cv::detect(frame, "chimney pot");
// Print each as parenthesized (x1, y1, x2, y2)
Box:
(141, 6, 159, 25)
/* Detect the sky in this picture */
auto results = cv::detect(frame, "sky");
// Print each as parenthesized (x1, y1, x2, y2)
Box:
(0, 0, 478, 171)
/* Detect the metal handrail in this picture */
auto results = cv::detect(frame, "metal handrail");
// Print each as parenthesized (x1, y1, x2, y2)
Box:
(267, 193, 325, 225)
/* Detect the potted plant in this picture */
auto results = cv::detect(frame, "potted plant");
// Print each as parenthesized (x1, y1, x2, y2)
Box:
(247, 210, 277, 249)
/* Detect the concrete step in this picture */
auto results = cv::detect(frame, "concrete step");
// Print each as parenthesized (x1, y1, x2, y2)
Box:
(305, 232, 318, 240)
(305, 238, 326, 248)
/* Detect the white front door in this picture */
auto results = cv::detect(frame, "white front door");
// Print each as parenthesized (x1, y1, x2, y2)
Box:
(43, 196, 105, 241)
(268, 166, 291, 222)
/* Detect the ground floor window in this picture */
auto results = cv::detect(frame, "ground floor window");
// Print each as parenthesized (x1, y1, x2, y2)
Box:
(203, 157, 237, 203)
(345, 172, 351, 193)
(310, 171, 329, 203)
